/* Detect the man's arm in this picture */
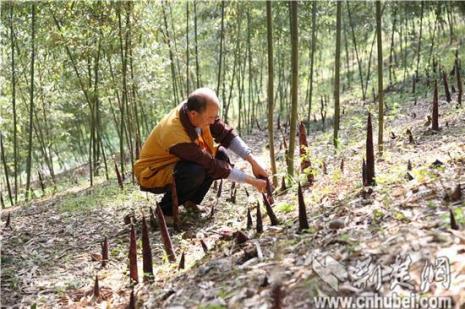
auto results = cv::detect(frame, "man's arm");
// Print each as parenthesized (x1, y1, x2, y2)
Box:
(209, 118, 268, 188)
(209, 118, 237, 147)
(228, 136, 252, 159)
(169, 143, 231, 179)
(228, 168, 267, 192)
(228, 136, 269, 178)
(170, 143, 266, 192)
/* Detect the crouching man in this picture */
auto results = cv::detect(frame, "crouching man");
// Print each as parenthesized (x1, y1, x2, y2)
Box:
(134, 88, 268, 221)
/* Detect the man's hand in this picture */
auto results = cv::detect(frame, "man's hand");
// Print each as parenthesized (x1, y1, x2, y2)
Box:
(246, 177, 267, 193)
(245, 154, 269, 178)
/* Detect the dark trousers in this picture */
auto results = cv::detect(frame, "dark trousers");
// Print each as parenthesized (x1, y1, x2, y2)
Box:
(159, 148, 230, 216)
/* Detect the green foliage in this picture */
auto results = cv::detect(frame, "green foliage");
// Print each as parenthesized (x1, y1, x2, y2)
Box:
(58, 182, 128, 213)
(372, 208, 385, 223)
(443, 207, 465, 226)
(375, 164, 405, 187)
(393, 210, 410, 223)
(330, 169, 343, 183)
(216, 288, 235, 301)
(275, 202, 295, 214)
(411, 168, 440, 184)
(427, 200, 438, 209)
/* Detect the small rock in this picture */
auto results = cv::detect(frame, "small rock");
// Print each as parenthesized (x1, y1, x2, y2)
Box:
(329, 219, 345, 230)
(198, 258, 231, 276)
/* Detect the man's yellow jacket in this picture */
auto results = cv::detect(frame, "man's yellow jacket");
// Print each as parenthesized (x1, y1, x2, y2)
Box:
(134, 102, 236, 191)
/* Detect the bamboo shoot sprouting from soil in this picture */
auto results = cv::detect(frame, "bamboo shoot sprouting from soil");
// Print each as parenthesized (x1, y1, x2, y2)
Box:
(432, 79, 439, 131)
(298, 182, 309, 231)
(129, 224, 138, 283)
(155, 204, 176, 263)
(141, 216, 154, 281)
(366, 113, 376, 186)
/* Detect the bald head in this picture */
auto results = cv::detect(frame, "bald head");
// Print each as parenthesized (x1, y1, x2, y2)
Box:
(186, 87, 220, 113)
(185, 88, 220, 128)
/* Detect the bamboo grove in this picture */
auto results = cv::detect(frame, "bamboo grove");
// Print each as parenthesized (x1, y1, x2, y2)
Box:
(1, 1, 464, 206)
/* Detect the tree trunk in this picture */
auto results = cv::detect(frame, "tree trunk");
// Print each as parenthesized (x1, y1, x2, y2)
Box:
(343, 15, 351, 90)
(117, 4, 127, 179)
(224, 21, 240, 124)
(362, 31, 377, 100)
(307, 1, 317, 132)
(376, 0, 384, 155)
(186, 1, 190, 95)
(85, 56, 94, 186)
(118, 3, 135, 182)
(9, 5, 18, 204)
(100, 137, 109, 181)
(106, 53, 126, 163)
(194, 0, 200, 88)
(127, 2, 143, 160)
(93, 38, 102, 178)
(246, 10, 252, 134)
(161, 2, 179, 105)
(168, 2, 185, 99)
(347, 2, 366, 100)
(427, 5, 439, 67)
(388, 7, 397, 86)
(236, 43, 244, 134)
(288, 0, 298, 176)
(266, 1, 278, 187)
(457, 55, 463, 106)
(31, 108, 56, 190)
(446, 3, 455, 44)
(124, 2, 135, 183)
(25, 3, 36, 201)
(432, 79, 439, 130)
(333, 1, 342, 148)
(0, 134, 14, 206)
(216, 1, 225, 96)
(442, 70, 451, 103)
(415, 1, 424, 80)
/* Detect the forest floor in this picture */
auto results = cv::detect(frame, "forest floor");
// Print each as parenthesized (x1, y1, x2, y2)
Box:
(2, 89, 465, 308)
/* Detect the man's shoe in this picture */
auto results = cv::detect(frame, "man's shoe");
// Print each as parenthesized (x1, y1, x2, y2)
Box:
(184, 201, 207, 213)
